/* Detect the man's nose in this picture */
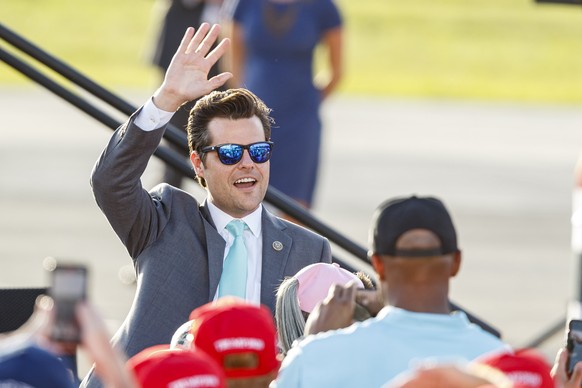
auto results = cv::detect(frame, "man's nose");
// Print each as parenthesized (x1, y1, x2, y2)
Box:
(238, 150, 254, 167)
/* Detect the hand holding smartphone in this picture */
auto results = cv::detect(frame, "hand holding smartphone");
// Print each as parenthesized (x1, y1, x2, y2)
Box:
(567, 319, 582, 377)
(49, 264, 88, 344)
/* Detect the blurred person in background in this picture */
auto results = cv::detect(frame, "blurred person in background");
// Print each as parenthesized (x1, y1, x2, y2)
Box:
(225, 0, 343, 214)
(0, 295, 136, 388)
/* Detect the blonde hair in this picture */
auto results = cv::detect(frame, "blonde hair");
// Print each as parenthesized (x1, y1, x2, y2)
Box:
(275, 277, 305, 356)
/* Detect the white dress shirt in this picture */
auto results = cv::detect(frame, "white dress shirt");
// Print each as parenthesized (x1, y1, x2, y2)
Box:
(134, 97, 174, 132)
(207, 201, 263, 305)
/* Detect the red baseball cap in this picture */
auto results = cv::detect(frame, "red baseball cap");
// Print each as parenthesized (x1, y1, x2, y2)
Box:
(190, 300, 280, 379)
(479, 349, 554, 388)
(127, 346, 226, 388)
(189, 297, 244, 322)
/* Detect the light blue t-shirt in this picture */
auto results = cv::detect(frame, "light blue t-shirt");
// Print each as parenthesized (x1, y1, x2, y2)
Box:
(275, 306, 509, 388)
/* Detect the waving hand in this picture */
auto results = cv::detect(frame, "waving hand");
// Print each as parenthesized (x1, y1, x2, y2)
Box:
(153, 24, 232, 112)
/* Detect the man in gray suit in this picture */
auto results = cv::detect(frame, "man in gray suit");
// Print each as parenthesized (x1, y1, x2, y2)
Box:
(82, 24, 331, 387)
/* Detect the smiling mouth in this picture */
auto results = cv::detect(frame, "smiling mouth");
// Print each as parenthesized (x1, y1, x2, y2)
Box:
(234, 177, 257, 189)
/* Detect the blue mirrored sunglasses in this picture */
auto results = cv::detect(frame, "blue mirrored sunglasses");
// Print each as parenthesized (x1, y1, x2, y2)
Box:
(200, 141, 274, 165)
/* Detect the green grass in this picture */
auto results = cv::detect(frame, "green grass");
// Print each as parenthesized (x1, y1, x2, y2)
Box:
(0, 0, 159, 89)
(2, 0, 582, 103)
(338, 0, 582, 103)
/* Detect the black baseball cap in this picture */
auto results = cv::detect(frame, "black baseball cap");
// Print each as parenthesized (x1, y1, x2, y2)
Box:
(368, 195, 458, 257)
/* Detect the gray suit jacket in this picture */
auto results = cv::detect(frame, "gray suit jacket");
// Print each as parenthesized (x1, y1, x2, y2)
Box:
(81, 114, 331, 387)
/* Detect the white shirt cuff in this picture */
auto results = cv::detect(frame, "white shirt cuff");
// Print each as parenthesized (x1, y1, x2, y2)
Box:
(134, 97, 175, 131)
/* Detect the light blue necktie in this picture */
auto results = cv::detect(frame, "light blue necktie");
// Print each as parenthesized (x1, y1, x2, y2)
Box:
(218, 220, 248, 298)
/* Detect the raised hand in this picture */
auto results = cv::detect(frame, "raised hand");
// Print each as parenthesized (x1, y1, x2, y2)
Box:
(153, 24, 232, 112)
(552, 347, 582, 388)
(304, 282, 358, 336)
(77, 302, 138, 388)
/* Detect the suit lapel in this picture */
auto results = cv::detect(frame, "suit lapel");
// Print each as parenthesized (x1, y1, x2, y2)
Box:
(199, 201, 226, 301)
(261, 209, 292, 311)
(199, 203, 290, 311)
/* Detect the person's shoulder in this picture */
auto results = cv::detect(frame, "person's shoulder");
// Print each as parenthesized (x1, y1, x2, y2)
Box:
(453, 311, 509, 349)
(0, 346, 75, 388)
(276, 217, 322, 237)
(310, 0, 342, 25)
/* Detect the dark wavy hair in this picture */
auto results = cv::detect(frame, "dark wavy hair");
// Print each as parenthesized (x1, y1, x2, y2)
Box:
(187, 88, 273, 187)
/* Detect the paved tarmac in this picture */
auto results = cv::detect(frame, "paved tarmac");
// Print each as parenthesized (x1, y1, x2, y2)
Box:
(2, 86, 582, 373)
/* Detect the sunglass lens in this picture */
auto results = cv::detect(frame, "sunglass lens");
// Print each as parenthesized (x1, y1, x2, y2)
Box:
(217, 144, 243, 165)
(249, 143, 272, 163)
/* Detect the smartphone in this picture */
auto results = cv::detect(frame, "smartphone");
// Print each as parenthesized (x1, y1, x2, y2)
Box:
(49, 264, 88, 343)
(567, 319, 582, 376)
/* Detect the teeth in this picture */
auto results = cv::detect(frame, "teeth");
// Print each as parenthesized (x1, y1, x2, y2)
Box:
(235, 177, 256, 184)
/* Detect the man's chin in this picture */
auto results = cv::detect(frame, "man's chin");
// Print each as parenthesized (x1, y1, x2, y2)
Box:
(232, 198, 262, 216)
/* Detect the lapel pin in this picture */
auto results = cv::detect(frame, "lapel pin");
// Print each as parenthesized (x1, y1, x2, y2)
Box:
(272, 241, 283, 251)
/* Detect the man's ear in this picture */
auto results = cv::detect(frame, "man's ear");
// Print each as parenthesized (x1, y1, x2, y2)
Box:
(371, 254, 386, 281)
(190, 152, 205, 179)
(450, 250, 462, 277)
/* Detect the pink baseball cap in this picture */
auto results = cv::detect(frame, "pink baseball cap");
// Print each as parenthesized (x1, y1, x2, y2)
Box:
(295, 263, 364, 313)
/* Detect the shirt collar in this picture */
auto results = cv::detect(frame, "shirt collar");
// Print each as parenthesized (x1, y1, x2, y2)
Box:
(377, 305, 470, 324)
(206, 201, 262, 237)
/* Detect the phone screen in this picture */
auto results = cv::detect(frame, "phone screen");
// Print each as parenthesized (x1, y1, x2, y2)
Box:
(50, 265, 87, 343)
(52, 267, 86, 299)
(567, 319, 582, 376)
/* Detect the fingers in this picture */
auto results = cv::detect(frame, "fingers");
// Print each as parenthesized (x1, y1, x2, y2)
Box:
(185, 23, 210, 54)
(186, 23, 217, 56)
(572, 362, 582, 387)
(327, 281, 357, 304)
(176, 23, 218, 58)
(355, 289, 383, 317)
(208, 72, 233, 90)
(303, 305, 321, 336)
(156, 24, 230, 111)
(343, 281, 358, 302)
(355, 289, 377, 306)
(551, 347, 568, 381)
(206, 37, 231, 69)
(181, 24, 228, 71)
(176, 27, 196, 57)
(304, 283, 358, 336)
(552, 347, 582, 388)
(76, 303, 137, 388)
(197, 24, 222, 55)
